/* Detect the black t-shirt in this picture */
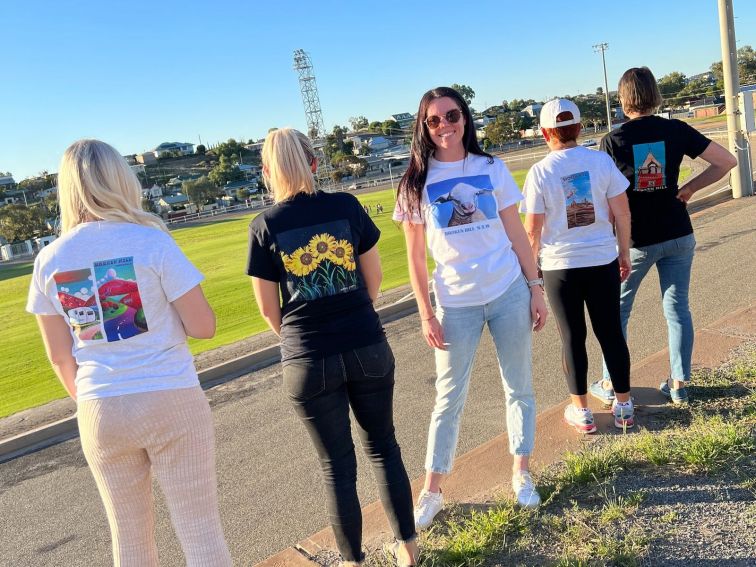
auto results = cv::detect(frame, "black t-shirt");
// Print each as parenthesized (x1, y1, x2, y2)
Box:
(600, 116, 711, 247)
(247, 190, 384, 363)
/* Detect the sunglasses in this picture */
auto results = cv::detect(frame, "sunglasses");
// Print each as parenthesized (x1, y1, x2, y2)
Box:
(424, 108, 463, 129)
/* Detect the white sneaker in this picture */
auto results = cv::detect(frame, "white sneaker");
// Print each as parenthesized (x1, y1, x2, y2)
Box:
(413, 489, 444, 530)
(512, 471, 541, 508)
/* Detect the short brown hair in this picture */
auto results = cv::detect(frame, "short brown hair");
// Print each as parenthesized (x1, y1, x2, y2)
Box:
(618, 67, 662, 114)
(543, 111, 581, 143)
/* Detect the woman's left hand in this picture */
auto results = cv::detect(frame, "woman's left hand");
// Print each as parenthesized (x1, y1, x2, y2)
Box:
(530, 288, 548, 332)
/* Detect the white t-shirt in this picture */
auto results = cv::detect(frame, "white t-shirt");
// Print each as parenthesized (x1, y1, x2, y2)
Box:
(520, 146, 629, 271)
(393, 153, 524, 307)
(26, 221, 204, 401)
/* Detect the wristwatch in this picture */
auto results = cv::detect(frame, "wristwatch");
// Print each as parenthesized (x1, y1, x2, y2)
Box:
(526, 277, 544, 289)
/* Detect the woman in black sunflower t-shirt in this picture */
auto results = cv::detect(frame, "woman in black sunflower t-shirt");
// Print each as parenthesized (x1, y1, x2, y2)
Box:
(247, 128, 418, 566)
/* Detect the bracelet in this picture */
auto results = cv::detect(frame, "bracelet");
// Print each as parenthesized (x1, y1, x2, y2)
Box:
(526, 277, 544, 288)
(421, 315, 436, 322)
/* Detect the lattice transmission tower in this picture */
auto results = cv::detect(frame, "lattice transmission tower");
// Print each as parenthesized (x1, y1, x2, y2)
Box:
(293, 49, 333, 190)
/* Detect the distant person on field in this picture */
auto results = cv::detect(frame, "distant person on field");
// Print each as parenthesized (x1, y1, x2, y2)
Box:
(522, 99, 634, 434)
(247, 128, 419, 566)
(26, 140, 231, 567)
(394, 86, 547, 532)
(595, 67, 736, 405)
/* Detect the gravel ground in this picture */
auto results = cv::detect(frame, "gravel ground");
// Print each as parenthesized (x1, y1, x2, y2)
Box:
(616, 468, 756, 566)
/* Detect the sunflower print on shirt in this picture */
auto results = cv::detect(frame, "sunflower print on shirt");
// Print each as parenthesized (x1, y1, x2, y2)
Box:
(277, 221, 358, 301)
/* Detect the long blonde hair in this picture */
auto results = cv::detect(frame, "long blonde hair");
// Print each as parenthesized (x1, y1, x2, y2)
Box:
(57, 139, 168, 234)
(261, 128, 316, 202)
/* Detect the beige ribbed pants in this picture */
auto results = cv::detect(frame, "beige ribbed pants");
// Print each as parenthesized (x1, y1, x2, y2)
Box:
(77, 386, 232, 567)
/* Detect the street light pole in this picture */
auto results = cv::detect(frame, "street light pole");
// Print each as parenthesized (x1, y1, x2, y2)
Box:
(593, 42, 612, 132)
(718, 0, 753, 198)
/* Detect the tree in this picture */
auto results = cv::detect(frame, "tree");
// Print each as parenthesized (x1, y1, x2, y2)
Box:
(711, 45, 756, 90)
(450, 83, 475, 105)
(0, 204, 47, 242)
(572, 96, 606, 130)
(484, 114, 518, 146)
(18, 172, 56, 194)
(338, 155, 368, 178)
(596, 87, 604, 96)
(183, 176, 216, 206)
(349, 116, 369, 131)
(381, 120, 401, 136)
(513, 113, 534, 132)
(196, 144, 206, 155)
(658, 72, 687, 99)
(210, 138, 245, 162)
(208, 155, 244, 187)
(236, 188, 251, 200)
(368, 121, 383, 133)
(141, 197, 156, 213)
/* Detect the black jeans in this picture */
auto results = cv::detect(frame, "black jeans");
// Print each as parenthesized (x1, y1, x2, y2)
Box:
(543, 259, 631, 396)
(282, 339, 415, 562)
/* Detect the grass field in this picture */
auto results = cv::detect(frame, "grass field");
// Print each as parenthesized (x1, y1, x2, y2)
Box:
(2, 164, 692, 417)
(0, 187, 422, 417)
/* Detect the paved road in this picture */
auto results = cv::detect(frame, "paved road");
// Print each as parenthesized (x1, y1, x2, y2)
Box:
(1, 198, 755, 566)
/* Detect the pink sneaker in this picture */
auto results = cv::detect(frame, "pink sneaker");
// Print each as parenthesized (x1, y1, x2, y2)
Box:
(563, 405, 597, 434)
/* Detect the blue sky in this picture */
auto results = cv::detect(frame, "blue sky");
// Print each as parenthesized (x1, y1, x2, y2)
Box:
(2, 0, 755, 180)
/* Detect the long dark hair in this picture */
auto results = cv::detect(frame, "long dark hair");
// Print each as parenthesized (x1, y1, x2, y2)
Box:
(397, 86, 492, 218)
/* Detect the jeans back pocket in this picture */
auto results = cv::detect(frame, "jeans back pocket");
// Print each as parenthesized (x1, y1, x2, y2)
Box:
(282, 359, 326, 401)
(353, 340, 395, 378)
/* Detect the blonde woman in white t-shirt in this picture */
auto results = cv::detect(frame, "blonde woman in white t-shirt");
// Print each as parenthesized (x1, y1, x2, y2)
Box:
(393, 87, 548, 531)
(26, 140, 231, 567)
(521, 99, 634, 435)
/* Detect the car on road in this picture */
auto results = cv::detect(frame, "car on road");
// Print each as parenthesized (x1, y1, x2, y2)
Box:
(580, 139, 597, 147)
(347, 183, 363, 191)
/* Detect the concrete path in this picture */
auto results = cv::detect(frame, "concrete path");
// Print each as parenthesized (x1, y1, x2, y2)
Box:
(0, 197, 754, 566)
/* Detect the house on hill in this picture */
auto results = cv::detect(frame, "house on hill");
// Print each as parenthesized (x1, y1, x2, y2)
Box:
(637, 151, 664, 190)
(152, 142, 195, 158)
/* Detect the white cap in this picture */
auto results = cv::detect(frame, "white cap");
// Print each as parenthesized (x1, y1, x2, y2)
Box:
(540, 99, 581, 128)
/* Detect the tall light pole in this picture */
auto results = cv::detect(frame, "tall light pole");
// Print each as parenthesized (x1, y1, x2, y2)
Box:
(593, 42, 612, 132)
(718, 0, 753, 197)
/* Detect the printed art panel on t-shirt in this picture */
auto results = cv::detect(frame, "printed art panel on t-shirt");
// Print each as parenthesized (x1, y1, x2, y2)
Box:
(53, 256, 149, 342)
(426, 174, 497, 231)
(561, 170, 595, 229)
(277, 220, 358, 302)
(632, 142, 666, 191)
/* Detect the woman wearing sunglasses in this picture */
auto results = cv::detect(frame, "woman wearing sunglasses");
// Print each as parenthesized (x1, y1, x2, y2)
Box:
(248, 128, 419, 566)
(393, 87, 548, 531)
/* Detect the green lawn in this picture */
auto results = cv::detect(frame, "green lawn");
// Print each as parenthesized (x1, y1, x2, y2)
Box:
(0, 188, 412, 417)
(0, 165, 680, 417)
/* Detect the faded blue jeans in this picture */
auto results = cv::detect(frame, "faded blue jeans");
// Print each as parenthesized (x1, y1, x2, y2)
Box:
(425, 277, 536, 474)
(602, 233, 696, 383)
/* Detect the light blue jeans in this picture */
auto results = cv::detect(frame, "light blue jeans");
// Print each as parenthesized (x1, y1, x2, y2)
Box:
(602, 233, 696, 383)
(425, 277, 536, 474)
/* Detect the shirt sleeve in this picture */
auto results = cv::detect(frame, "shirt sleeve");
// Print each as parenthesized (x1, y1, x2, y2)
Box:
(25, 254, 60, 315)
(519, 167, 545, 214)
(494, 158, 524, 211)
(678, 120, 711, 159)
(353, 198, 381, 254)
(605, 155, 631, 198)
(158, 234, 205, 302)
(246, 218, 279, 282)
(392, 191, 424, 224)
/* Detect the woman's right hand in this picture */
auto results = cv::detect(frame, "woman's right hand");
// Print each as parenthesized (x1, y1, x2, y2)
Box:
(422, 315, 446, 350)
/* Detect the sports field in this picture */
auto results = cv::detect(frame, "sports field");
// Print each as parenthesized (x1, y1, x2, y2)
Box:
(1, 165, 696, 418)
(0, 183, 460, 417)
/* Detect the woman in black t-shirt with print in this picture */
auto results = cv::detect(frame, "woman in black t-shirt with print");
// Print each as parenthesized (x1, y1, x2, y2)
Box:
(595, 67, 736, 405)
(247, 128, 418, 566)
